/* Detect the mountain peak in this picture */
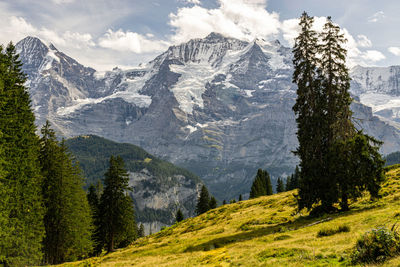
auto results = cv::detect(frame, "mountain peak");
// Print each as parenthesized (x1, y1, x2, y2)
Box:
(205, 32, 226, 41)
(16, 36, 48, 51)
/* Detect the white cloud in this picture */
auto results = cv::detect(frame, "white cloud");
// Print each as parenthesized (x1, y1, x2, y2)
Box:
(368, 11, 385, 23)
(0, 15, 95, 50)
(169, 0, 280, 43)
(361, 50, 386, 62)
(356, 35, 372, 48)
(389, 47, 400, 56)
(186, 0, 201, 4)
(98, 29, 170, 53)
(52, 0, 76, 4)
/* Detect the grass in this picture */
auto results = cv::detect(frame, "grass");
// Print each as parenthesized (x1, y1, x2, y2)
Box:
(59, 166, 400, 266)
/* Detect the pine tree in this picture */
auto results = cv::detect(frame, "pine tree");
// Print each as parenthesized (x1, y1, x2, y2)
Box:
(40, 122, 94, 263)
(276, 178, 285, 193)
(176, 209, 184, 223)
(292, 166, 300, 189)
(0, 42, 45, 265)
(293, 14, 385, 213)
(285, 175, 291, 191)
(250, 169, 267, 198)
(239, 194, 243, 201)
(222, 200, 227, 205)
(209, 196, 217, 209)
(292, 12, 325, 211)
(87, 184, 102, 256)
(196, 185, 210, 215)
(265, 172, 273, 195)
(138, 224, 145, 238)
(99, 156, 137, 252)
(250, 169, 272, 198)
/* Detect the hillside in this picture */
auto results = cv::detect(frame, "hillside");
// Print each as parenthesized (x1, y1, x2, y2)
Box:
(65, 135, 203, 233)
(60, 165, 400, 266)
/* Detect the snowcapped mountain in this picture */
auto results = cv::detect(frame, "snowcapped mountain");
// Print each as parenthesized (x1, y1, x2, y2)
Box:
(350, 65, 400, 127)
(16, 34, 400, 201)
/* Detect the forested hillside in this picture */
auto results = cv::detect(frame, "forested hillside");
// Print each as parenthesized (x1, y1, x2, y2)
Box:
(66, 135, 204, 232)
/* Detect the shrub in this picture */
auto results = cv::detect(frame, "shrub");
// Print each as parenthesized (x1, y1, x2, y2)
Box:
(317, 224, 350, 237)
(351, 226, 400, 264)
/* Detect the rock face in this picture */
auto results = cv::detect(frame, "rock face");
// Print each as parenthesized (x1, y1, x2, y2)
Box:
(16, 34, 400, 201)
(65, 135, 203, 234)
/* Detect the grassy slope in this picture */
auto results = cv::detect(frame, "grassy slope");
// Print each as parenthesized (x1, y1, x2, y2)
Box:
(62, 165, 400, 266)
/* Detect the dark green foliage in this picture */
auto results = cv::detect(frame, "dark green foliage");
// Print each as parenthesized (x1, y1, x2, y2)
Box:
(352, 226, 400, 264)
(385, 151, 400, 166)
(209, 196, 217, 209)
(276, 178, 285, 193)
(65, 135, 201, 188)
(222, 200, 227, 205)
(249, 169, 272, 198)
(176, 209, 184, 223)
(292, 13, 384, 212)
(87, 184, 102, 256)
(238, 194, 243, 201)
(292, 12, 324, 211)
(317, 224, 350, 237)
(196, 185, 210, 215)
(66, 135, 201, 225)
(285, 166, 300, 191)
(0, 43, 45, 265)
(99, 156, 137, 252)
(230, 199, 236, 204)
(40, 122, 94, 263)
(138, 224, 145, 238)
(330, 132, 385, 210)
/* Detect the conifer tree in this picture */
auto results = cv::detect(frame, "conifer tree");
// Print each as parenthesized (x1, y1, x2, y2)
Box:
(176, 209, 184, 223)
(87, 184, 103, 256)
(0, 43, 45, 266)
(40, 122, 93, 263)
(266, 173, 273, 196)
(222, 200, 227, 205)
(138, 224, 145, 238)
(209, 196, 217, 209)
(196, 185, 210, 215)
(250, 169, 267, 198)
(239, 194, 243, 201)
(293, 14, 385, 212)
(285, 175, 291, 191)
(250, 169, 272, 198)
(99, 156, 137, 252)
(276, 178, 285, 193)
(292, 12, 324, 211)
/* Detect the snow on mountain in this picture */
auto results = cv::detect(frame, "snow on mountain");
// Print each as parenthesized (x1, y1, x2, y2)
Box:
(350, 65, 400, 125)
(15, 33, 400, 201)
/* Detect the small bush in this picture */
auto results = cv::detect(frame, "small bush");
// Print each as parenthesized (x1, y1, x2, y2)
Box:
(351, 226, 400, 264)
(317, 224, 350, 237)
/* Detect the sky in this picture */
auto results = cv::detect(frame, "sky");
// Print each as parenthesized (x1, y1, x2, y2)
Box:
(1, 0, 400, 71)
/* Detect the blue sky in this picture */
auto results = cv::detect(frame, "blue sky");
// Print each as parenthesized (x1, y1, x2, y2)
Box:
(1, 0, 399, 70)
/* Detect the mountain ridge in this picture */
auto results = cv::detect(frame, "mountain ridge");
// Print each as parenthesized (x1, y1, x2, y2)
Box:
(65, 134, 203, 234)
(15, 34, 400, 200)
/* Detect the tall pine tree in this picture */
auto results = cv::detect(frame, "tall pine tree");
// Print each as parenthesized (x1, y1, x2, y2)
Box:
(40, 122, 94, 264)
(196, 185, 210, 215)
(0, 43, 45, 266)
(293, 14, 385, 212)
(292, 12, 325, 211)
(249, 169, 272, 198)
(87, 184, 103, 256)
(99, 156, 137, 252)
(276, 178, 285, 193)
